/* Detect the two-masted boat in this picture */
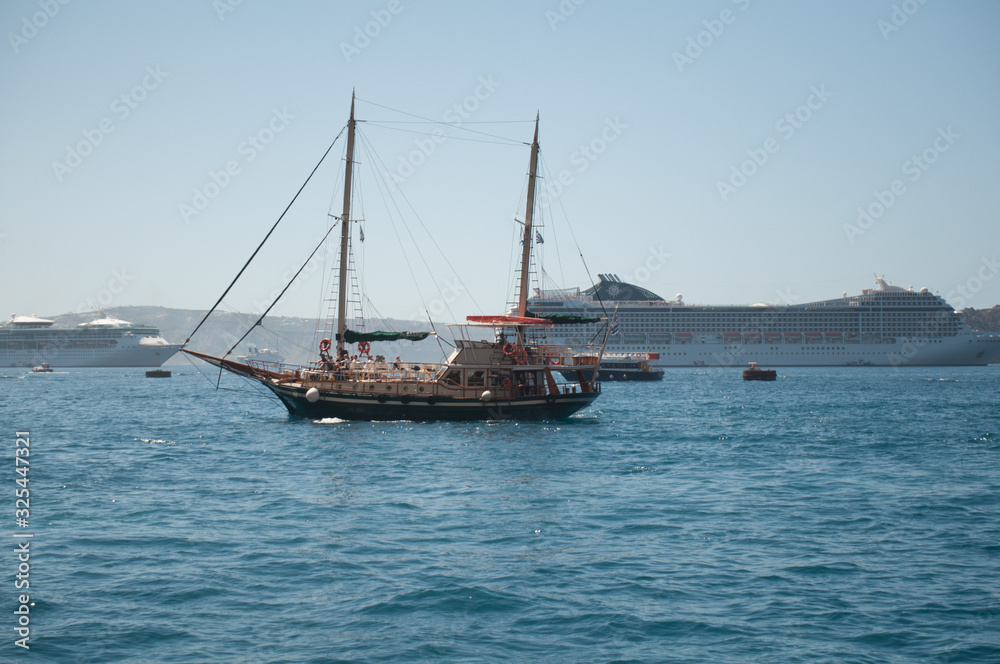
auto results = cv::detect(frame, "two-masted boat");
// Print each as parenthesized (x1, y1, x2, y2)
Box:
(183, 94, 607, 421)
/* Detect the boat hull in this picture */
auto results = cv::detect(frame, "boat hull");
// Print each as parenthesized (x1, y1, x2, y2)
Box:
(265, 382, 599, 421)
(742, 368, 777, 381)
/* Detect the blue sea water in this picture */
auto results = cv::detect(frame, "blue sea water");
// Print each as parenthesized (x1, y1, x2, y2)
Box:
(1, 365, 999, 663)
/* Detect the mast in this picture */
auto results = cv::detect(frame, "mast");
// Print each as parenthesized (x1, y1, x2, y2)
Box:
(336, 91, 356, 355)
(516, 113, 540, 318)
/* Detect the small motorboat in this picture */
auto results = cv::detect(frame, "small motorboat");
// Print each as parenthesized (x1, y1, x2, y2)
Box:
(742, 362, 776, 381)
(31, 363, 53, 373)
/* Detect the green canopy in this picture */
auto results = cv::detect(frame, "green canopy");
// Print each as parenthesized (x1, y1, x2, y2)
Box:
(340, 329, 430, 343)
(526, 312, 602, 325)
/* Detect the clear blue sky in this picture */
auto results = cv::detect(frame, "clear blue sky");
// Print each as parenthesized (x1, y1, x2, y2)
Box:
(3, 0, 999, 323)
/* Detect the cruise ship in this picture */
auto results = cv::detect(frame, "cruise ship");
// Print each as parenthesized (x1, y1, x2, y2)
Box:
(526, 276, 1000, 367)
(1, 315, 181, 367)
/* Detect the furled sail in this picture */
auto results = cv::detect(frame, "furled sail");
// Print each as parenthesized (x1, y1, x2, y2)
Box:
(340, 329, 430, 343)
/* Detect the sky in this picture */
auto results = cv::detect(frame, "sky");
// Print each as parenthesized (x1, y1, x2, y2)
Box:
(3, 0, 1000, 326)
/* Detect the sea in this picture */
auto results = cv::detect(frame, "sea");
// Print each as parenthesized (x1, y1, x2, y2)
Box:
(2, 365, 998, 663)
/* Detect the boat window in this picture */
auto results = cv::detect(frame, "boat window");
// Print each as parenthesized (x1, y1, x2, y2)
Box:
(467, 370, 486, 387)
(443, 369, 462, 386)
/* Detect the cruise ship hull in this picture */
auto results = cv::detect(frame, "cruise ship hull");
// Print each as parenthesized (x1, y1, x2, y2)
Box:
(612, 336, 1000, 367)
(3, 344, 182, 368)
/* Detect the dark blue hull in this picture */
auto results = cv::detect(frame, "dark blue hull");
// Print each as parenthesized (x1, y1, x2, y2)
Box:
(267, 383, 600, 421)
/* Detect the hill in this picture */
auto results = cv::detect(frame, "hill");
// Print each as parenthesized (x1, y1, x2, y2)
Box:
(47, 306, 446, 366)
(962, 306, 1000, 332)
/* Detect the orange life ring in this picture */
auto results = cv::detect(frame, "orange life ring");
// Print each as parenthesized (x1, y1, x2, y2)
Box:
(501, 376, 512, 388)
(548, 354, 561, 365)
(502, 342, 516, 356)
(358, 341, 371, 355)
(319, 338, 332, 352)
(514, 349, 528, 365)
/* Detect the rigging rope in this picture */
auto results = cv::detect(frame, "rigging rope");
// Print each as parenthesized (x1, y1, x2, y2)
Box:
(355, 96, 528, 144)
(222, 223, 338, 359)
(536, 151, 608, 323)
(183, 129, 344, 346)
(356, 128, 484, 318)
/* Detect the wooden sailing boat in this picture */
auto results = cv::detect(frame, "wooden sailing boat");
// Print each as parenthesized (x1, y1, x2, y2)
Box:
(182, 94, 606, 421)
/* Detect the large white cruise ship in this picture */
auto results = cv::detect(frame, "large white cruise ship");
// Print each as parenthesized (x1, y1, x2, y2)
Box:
(527, 276, 1000, 367)
(0, 315, 181, 367)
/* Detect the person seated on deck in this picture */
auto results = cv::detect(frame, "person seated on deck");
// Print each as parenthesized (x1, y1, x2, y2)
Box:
(516, 372, 529, 397)
(329, 349, 347, 379)
(392, 356, 402, 371)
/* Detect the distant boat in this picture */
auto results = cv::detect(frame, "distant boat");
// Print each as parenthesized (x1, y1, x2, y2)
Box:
(183, 93, 608, 421)
(237, 345, 285, 365)
(742, 362, 776, 381)
(560, 352, 663, 382)
(30, 362, 53, 373)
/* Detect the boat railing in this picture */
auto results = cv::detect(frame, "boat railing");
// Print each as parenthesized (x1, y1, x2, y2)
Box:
(527, 344, 605, 367)
(274, 361, 447, 384)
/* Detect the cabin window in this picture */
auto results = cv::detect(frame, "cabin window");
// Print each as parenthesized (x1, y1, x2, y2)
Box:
(443, 369, 462, 386)
(467, 370, 486, 387)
